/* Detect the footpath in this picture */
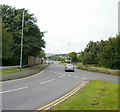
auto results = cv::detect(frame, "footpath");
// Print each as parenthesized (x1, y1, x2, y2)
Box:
(1, 64, 49, 81)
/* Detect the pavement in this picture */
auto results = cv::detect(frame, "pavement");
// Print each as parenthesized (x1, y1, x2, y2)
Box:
(1, 64, 49, 81)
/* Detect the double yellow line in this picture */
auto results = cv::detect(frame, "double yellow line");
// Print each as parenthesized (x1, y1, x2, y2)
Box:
(34, 81, 89, 112)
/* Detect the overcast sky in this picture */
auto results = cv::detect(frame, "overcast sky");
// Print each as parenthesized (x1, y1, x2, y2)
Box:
(1, 0, 119, 54)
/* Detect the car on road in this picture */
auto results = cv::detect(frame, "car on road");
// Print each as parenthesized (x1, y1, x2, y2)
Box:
(65, 64, 75, 72)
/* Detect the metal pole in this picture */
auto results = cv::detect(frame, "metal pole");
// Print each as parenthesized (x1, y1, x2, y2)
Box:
(68, 43, 70, 54)
(20, 11, 24, 70)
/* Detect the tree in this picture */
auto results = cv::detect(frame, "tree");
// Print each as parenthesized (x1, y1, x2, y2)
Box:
(2, 28, 13, 60)
(68, 51, 78, 62)
(38, 50, 45, 58)
(80, 35, 120, 69)
(2, 5, 45, 65)
(98, 36, 120, 69)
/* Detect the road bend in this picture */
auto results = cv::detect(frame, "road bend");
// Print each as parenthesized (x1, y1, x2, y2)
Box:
(2, 64, 119, 110)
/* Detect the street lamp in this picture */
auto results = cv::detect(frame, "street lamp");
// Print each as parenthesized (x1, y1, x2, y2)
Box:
(20, 11, 24, 70)
(68, 42, 70, 54)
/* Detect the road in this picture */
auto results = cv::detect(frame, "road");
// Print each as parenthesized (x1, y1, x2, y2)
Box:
(1, 64, 119, 110)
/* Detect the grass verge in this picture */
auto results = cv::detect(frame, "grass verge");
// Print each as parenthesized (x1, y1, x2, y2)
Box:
(53, 80, 119, 110)
(76, 64, 120, 76)
(1, 64, 44, 74)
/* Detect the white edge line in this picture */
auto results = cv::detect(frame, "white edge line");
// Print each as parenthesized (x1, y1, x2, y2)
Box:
(0, 86, 28, 94)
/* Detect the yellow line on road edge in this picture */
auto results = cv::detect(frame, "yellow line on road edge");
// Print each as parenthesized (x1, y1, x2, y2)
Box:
(0, 65, 51, 83)
(34, 81, 89, 112)
(0, 71, 44, 83)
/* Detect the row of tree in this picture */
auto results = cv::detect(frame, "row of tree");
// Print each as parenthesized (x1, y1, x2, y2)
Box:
(2, 5, 46, 66)
(50, 35, 120, 69)
(80, 35, 120, 69)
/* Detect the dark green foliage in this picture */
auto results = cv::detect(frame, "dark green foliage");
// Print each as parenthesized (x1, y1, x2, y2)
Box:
(68, 51, 78, 62)
(2, 5, 45, 65)
(80, 35, 120, 69)
(2, 28, 14, 59)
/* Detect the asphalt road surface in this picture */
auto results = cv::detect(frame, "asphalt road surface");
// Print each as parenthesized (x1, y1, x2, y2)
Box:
(1, 64, 119, 110)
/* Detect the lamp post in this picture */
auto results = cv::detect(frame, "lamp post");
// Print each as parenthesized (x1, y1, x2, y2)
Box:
(20, 11, 24, 70)
(68, 42, 70, 54)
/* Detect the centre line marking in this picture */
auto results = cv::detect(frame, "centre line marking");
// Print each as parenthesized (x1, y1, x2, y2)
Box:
(73, 76, 79, 79)
(67, 75, 71, 77)
(0, 86, 28, 94)
(59, 76, 64, 78)
(40, 79, 55, 85)
(82, 78, 87, 80)
(46, 79, 55, 83)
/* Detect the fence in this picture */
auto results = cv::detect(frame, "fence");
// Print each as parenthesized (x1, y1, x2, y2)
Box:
(28, 56, 42, 66)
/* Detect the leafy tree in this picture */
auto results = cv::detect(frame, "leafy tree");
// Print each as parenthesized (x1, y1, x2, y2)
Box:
(2, 5, 45, 65)
(38, 50, 45, 58)
(80, 35, 120, 69)
(2, 28, 13, 59)
(98, 36, 120, 69)
(68, 51, 78, 62)
(58, 56, 65, 62)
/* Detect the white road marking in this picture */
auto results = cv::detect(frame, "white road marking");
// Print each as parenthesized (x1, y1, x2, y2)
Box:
(73, 76, 79, 79)
(59, 76, 64, 78)
(67, 75, 71, 77)
(0, 86, 28, 94)
(82, 78, 87, 80)
(40, 79, 55, 85)
(40, 82, 46, 84)
(46, 79, 55, 83)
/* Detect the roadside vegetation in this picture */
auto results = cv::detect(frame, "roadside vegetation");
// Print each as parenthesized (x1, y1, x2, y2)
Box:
(50, 35, 120, 75)
(2, 64, 46, 74)
(53, 80, 119, 110)
(76, 64, 120, 76)
(79, 36, 120, 70)
(2, 5, 45, 66)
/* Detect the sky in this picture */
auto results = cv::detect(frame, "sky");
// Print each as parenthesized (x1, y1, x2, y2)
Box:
(1, 0, 119, 54)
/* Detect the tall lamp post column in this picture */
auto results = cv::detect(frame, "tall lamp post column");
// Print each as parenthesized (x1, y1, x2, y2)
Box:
(68, 42, 70, 54)
(20, 11, 24, 70)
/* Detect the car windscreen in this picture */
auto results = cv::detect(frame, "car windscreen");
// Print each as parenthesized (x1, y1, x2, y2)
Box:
(66, 64, 73, 67)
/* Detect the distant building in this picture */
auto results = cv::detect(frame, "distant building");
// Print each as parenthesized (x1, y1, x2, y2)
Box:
(118, 1, 120, 34)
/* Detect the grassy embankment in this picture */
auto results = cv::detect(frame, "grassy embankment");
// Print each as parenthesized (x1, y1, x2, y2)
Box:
(53, 80, 119, 110)
(76, 64, 120, 76)
(1, 64, 45, 74)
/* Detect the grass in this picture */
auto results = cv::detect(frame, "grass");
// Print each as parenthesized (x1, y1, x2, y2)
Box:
(1, 64, 43, 74)
(1, 67, 29, 74)
(53, 80, 119, 110)
(76, 64, 120, 76)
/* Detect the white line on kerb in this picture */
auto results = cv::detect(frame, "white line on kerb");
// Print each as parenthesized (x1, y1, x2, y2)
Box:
(0, 86, 28, 94)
